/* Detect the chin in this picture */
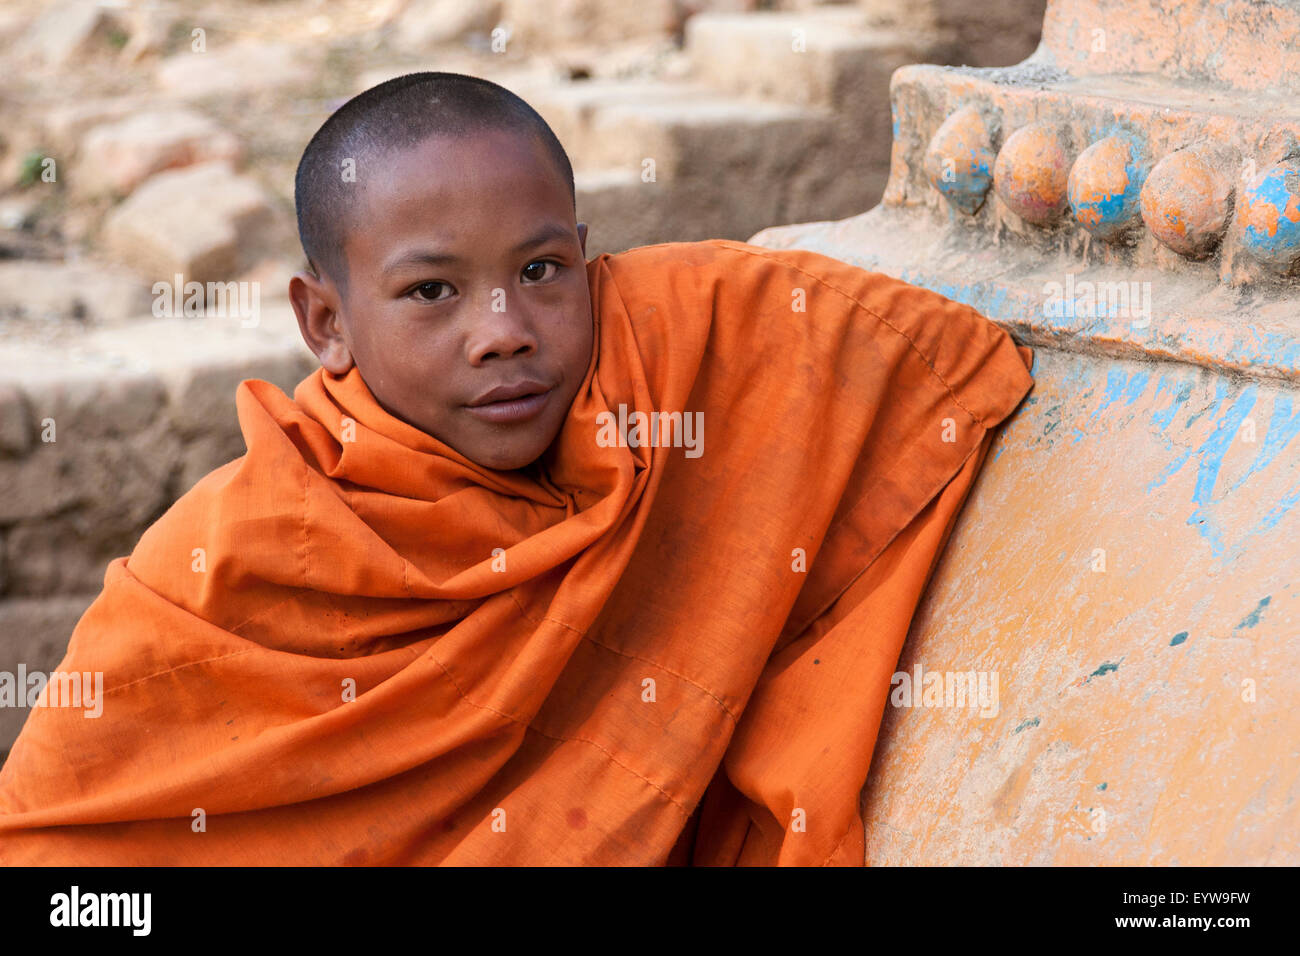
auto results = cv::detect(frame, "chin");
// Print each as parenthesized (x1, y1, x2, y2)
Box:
(470, 442, 546, 471)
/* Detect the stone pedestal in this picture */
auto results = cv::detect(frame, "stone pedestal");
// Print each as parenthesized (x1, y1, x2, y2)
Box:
(752, 0, 1300, 864)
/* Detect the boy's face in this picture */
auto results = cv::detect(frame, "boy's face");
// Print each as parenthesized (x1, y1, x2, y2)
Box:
(291, 128, 593, 471)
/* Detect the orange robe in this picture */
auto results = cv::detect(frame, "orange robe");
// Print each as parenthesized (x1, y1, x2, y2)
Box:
(0, 239, 1032, 865)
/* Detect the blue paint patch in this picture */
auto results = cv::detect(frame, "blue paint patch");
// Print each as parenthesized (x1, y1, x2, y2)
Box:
(1185, 378, 1231, 430)
(933, 151, 993, 214)
(1247, 482, 1300, 536)
(1247, 330, 1300, 374)
(1185, 388, 1258, 554)
(1148, 380, 1257, 555)
(1091, 366, 1131, 419)
(903, 274, 1016, 322)
(1230, 393, 1300, 492)
(1123, 370, 1150, 405)
(1089, 660, 1120, 679)
(1241, 165, 1300, 263)
(1013, 716, 1040, 733)
(876, 266, 1300, 377)
(1234, 595, 1271, 630)
(1191, 388, 1257, 505)
(1150, 375, 1193, 433)
(1169, 631, 1188, 646)
(1068, 130, 1148, 238)
(1148, 445, 1195, 493)
(1097, 782, 1108, 791)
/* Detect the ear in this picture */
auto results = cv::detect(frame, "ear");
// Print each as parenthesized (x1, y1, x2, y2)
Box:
(577, 222, 589, 256)
(289, 270, 354, 375)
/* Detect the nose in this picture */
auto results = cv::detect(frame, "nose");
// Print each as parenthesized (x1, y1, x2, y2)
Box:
(464, 294, 539, 365)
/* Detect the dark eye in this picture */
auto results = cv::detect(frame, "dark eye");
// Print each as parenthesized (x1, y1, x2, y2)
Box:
(412, 281, 452, 301)
(521, 260, 557, 282)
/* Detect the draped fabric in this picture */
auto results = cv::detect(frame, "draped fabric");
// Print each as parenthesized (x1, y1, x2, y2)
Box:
(0, 240, 1033, 865)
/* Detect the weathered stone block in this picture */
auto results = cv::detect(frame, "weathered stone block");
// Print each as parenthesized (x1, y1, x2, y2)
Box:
(4, 516, 127, 596)
(38, 96, 154, 159)
(390, 0, 503, 50)
(20, 369, 166, 443)
(76, 109, 244, 196)
(686, 9, 938, 111)
(101, 162, 278, 285)
(18, 0, 122, 69)
(0, 370, 170, 528)
(0, 447, 85, 526)
(0, 385, 30, 456)
(500, 0, 674, 49)
(0, 259, 152, 324)
(155, 42, 319, 100)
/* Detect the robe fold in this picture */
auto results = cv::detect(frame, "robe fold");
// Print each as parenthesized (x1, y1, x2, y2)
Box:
(0, 239, 1033, 865)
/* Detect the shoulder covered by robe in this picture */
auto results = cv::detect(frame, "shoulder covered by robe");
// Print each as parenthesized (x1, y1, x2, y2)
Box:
(0, 239, 1033, 865)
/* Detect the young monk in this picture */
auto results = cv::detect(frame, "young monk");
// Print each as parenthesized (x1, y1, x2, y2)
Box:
(0, 72, 1033, 865)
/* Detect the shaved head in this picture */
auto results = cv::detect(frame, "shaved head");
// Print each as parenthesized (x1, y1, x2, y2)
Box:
(294, 71, 576, 286)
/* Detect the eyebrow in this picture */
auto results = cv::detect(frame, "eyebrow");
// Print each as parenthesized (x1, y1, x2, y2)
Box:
(383, 223, 574, 273)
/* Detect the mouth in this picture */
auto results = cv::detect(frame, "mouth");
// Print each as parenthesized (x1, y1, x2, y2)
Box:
(463, 380, 555, 424)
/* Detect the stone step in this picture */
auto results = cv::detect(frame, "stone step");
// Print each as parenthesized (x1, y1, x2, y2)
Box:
(574, 167, 666, 258)
(684, 9, 950, 111)
(0, 303, 315, 589)
(503, 74, 880, 253)
(1039, 0, 1300, 95)
(504, 76, 829, 179)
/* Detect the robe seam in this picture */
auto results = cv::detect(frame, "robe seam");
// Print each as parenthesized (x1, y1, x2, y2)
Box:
(226, 591, 311, 641)
(782, 432, 984, 643)
(713, 241, 991, 428)
(300, 453, 310, 589)
(99, 647, 259, 698)
(581, 636, 742, 724)
(819, 823, 854, 866)
(506, 591, 740, 723)
(88, 563, 280, 695)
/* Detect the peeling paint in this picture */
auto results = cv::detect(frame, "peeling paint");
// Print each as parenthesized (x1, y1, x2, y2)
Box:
(1230, 395, 1300, 491)
(1234, 595, 1271, 630)
(1087, 660, 1121, 680)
